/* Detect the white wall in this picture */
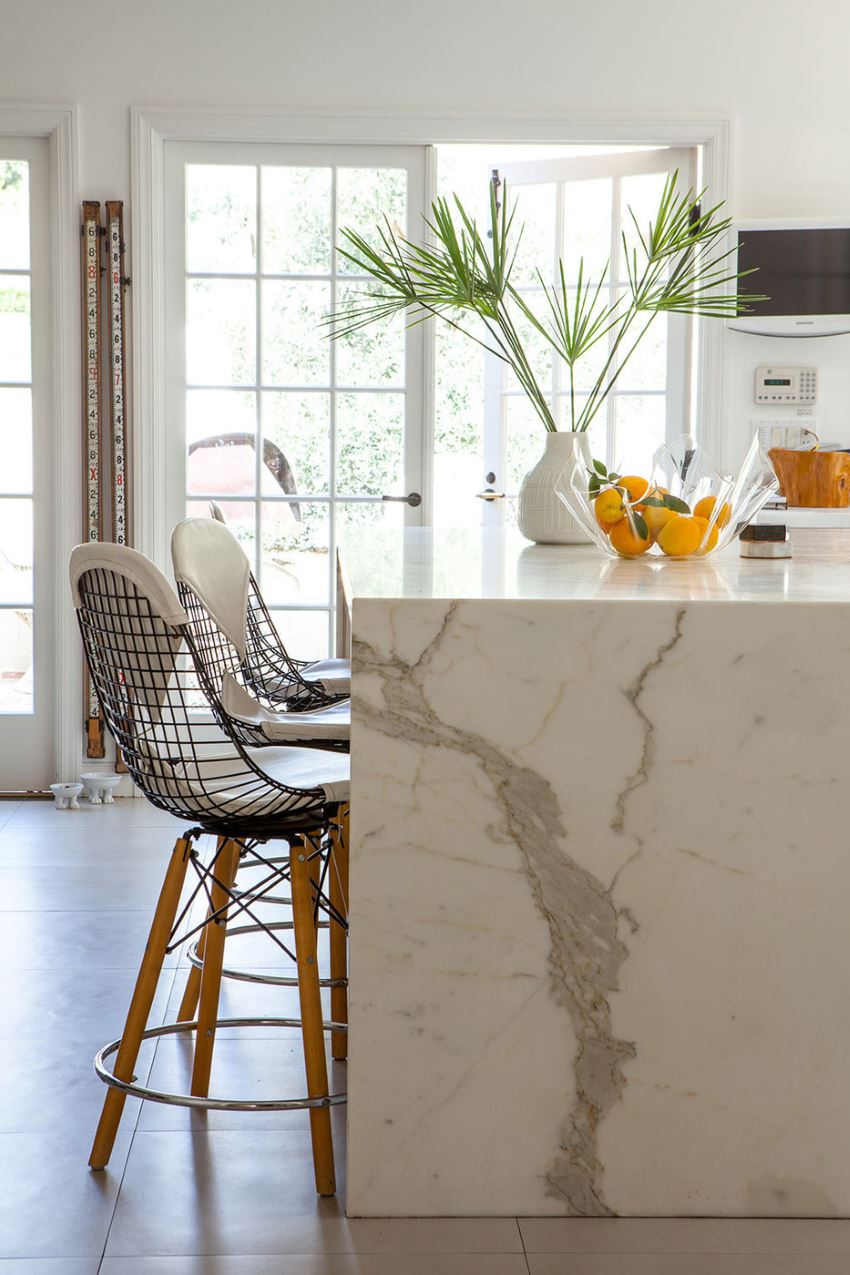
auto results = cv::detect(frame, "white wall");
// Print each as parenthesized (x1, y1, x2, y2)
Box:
(4, 0, 850, 215)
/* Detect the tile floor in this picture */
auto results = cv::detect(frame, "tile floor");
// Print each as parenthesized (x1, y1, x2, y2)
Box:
(2, 797, 850, 1273)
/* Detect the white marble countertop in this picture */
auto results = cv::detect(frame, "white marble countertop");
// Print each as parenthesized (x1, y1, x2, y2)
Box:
(339, 526, 850, 604)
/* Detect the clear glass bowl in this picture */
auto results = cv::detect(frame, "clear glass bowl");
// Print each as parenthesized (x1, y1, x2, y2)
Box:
(555, 433, 779, 560)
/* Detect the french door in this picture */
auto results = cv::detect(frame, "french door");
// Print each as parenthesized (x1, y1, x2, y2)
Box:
(164, 142, 428, 660)
(0, 137, 53, 788)
(480, 147, 697, 525)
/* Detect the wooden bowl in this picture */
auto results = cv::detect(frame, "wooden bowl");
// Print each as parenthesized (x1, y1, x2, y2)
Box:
(768, 448, 850, 507)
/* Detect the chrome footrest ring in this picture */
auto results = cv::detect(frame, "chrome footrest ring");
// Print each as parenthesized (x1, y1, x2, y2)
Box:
(94, 1017, 348, 1112)
(186, 923, 347, 989)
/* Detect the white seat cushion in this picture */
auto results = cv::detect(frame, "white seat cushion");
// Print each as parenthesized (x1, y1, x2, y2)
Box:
(222, 673, 350, 742)
(248, 746, 349, 803)
(301, 657, 351, 695)
(159, 744, 350, 816)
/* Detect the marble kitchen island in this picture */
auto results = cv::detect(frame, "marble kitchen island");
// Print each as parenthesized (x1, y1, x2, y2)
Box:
(340, 527, 850, 1218)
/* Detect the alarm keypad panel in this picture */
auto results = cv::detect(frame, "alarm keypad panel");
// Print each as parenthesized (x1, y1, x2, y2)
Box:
(755, 365, 818, 405)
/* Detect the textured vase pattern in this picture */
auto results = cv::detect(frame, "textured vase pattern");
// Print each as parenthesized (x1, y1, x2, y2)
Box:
(517, 432, 592, 545)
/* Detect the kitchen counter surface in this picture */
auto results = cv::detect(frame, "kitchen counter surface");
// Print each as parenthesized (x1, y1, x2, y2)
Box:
(340, 525, 850, 1220)
(339, 525, 850, 604)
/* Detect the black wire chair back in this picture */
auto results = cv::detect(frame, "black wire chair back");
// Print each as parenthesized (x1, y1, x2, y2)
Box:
(242, 573, 339, 710)
(176, 514, 344, 711)
(69, 544, 334, 837)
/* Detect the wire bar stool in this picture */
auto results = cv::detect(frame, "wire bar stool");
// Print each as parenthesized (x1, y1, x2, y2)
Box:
(70, 542, 349, 1195)
(169, 517, 350, 1059)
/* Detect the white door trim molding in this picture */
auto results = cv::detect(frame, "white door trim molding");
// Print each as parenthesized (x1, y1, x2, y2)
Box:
(132, 107, 731, 564)
(0, 105, 79, 786)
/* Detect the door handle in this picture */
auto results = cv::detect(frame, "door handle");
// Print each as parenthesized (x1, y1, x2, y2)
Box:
(382, 491, 422, 508)
(476, 488, 505, 502)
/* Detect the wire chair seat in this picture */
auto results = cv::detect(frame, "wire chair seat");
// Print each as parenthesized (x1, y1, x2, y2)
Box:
(220, 672, 350, 744)
(136, 739, 348, 833)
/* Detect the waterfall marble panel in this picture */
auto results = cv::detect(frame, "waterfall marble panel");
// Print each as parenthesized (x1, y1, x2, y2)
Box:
(342, 530, 850, 1217)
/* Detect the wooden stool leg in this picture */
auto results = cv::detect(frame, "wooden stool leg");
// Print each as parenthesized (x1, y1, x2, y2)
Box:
(190, 838, 241, 1098)
(291, 833, 336, 1196)
(176, 836, 225, 1023)
(89, 835, 192, 1170)
(329, 804, 349, 1061)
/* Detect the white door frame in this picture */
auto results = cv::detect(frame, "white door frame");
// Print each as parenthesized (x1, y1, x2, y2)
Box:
(132, 108, 731, 567)
(0, 106, 79, 789)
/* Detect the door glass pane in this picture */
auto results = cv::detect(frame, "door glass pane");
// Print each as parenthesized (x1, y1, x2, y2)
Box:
(260, 501, 330, 605)
(335, 280, 404, 388)
(263, 391, 330, 496)
(335, 392, 404, 497)
(504, 396, 542, 494)
(0, 608, 32, 713)
(262, 167, 331, 275)
(503, 295, 553, 396)
(510, 182, 556, 286)
(0, 388, 32, 492)
(0, 499, 33, 604)
(336, 500, 403, 532)
(0, 275, 31, 382)
(614, 395, 666, 474)
(262, 280, 330, 387)
(336, 168, 406, 274)
(187, 498, 256, 556)
(618, 314, 667, 390)
(0, 161, 29, 270)
(433, 322, 484, 528)
(186, 390, 256, 494)
(270, 608, 330, 661)
(187, 278, 255, 385)
(562, 178, 612, 284)
(186, 164, 257, 274)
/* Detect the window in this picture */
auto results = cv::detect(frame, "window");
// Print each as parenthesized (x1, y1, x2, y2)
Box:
(166, 144, 427, 659)
(0, 155, 35, 713)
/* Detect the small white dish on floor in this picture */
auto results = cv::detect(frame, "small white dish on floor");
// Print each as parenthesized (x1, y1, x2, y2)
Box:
(50, 782, 84, 810)
(81, 773, 121, 805)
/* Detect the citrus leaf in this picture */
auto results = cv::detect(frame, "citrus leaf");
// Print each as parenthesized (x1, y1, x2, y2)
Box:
(593, 458, 608, 476)
(664, 494, 691, 514)
(633, 512, 649, 540)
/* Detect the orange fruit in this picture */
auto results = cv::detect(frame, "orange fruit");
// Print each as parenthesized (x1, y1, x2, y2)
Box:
(595, 508, 621, 534)
(693, 516, 719, 554)
(619, 474, 650, 505)
(594, 488, 625, 529)
(657, 515, 703, 558)
(643, 504, 679, 542)
(693, 495, 731, 527)
(609, 518, 651, 557)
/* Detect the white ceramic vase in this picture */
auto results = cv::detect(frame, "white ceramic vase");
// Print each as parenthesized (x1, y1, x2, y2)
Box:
(517, 431, 592, 545)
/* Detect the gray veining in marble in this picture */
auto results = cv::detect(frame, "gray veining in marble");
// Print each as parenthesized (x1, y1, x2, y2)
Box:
(353, 602, 636, 1215)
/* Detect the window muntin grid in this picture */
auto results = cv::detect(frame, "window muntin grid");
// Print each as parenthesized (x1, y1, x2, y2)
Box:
(182, 160, 411, 659)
